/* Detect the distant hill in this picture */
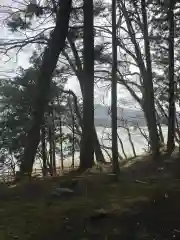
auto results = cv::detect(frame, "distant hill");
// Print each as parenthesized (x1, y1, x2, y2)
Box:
(94, 104, 167, 127)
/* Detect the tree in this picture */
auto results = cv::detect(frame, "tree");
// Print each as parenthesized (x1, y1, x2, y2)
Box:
(1, 0, 107, 166)
(111, 0, 120, 176)
(79, 0, 95, 170)
(64, 3, 106, 164)
(47, 105, 56, 175)
(167, 0, 176, 153)
(20, 0, 72, 176)
(67, 95, 75, 167)
(3, 0, 180, 169)
(141, 0, 160, 156)
(40, 116, 47, 176)
(92, 0, 161, 154)
(0, 59, 69, 174)
(150, 0, 179, 151)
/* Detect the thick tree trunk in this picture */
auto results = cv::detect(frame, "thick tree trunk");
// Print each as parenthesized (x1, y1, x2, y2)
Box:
(167, 1, 175, 154)
(141, 0, 159, 157)
(72, 90, 105, 163)
(19, 0, 72, 176)
(66, 36, 105, 163)
(20, 125, 41, 176)
(62, 89, 105, 163)
(79, 0, 94, 170)
(111, 0, 120, 176)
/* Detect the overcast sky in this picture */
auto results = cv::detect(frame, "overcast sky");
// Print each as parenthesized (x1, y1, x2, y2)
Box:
(0, 0, 139, 109)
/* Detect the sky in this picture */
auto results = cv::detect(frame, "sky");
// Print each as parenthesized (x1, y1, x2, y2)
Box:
(0, 0, 139, 109)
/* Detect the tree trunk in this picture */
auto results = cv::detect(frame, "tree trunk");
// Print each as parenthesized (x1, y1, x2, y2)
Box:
(79, 0, 94, 170)
(59, 115, 64, 171)
(117, 133, 127, 159)
(141, 0, 159, 157)
(167, 1, 175, 154)
(41, 119, 47, 176)
(68, 96, 75, 168)
(111, 0, 120, 176)
(48, 119, 53, 172)
(119, 1, 159, 155)
(66, 38, 106, 163)
(19, 0, 72, 176)
(156, 111, 164, 144)
(126, 127, 136, 157)
(51, 108, 56, 175)
(72, 112, 75, 168)
(73, 91, 105, 163)
(94, 129, 105, 163)
(74, 91, 105, 163)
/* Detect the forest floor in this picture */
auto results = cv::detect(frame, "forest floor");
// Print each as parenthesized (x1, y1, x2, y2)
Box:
(1, 153, 180, 239)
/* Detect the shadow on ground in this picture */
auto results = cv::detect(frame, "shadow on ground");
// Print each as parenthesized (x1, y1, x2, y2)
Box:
(0, 152, 180, 239)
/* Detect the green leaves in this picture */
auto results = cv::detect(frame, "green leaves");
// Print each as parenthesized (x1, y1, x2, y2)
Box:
(0, 47, 73, 168)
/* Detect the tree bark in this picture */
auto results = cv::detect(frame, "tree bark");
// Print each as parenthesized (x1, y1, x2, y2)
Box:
(66, 37, 106, 163)
(117, 133, 127, 159)
(94, 130, 105, 163)
(51, 108, 56, 175)
(141, 0, 159, 156)
(79, 0, 94, 170)
(111, 0, 120, 176)
(72, 112, 75, 168)
(19, 0, 72, 176)
(48, 120, 53, 172)
(59, 115, 64, 170)
(68, 96, 75, 167)
(40, 118, 47, 176)
(69, 89, 105, 163)
(167, 0, 175, 153)
(119, 1, 159, 155)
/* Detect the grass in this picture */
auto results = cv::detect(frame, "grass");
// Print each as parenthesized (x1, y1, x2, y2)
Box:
(1, 156, 180, 239)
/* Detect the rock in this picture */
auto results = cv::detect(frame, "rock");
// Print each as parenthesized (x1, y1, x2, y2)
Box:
(47, 187, 75, 206)
(51, 187, 74, 198)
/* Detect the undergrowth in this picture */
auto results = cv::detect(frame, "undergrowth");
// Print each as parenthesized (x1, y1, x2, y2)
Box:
(0, 156, 180, 239)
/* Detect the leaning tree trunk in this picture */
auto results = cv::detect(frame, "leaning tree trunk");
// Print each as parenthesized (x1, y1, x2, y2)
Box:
(119, 1, 159, 155)
(94, 130, 106, 163)
(79, 0, 94, 170)
(111, 0, 120, 176)
(141, 0, 159, 157)
(19, 0, 72, 176)
(167, 1, 175, 154)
